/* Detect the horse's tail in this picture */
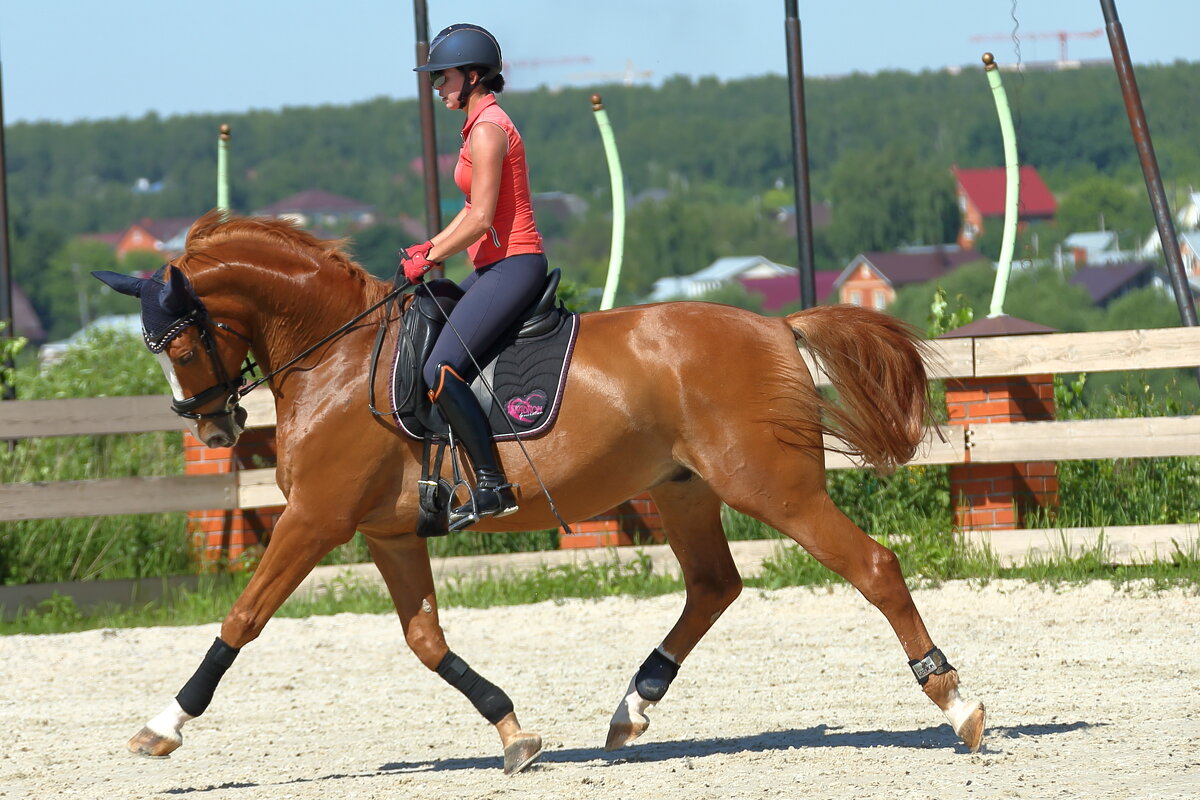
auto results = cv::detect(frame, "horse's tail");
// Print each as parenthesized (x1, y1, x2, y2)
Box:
(784, 305, 935, 473)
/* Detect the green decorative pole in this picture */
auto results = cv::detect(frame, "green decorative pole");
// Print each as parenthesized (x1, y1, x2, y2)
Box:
(982, 53, 1019, 319)
(591, 94, 626, 311)
(217, 123, 231, 217)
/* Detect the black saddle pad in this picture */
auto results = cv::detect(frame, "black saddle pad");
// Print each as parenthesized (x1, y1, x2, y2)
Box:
(390, 310, 580, 441)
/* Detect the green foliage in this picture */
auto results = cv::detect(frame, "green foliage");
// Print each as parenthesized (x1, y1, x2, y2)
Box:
(926, 286, 975, 337)
(1055, 176, 1153, 244)
(0, 332, 190, 585)
(10, 63, 1199, 336)
(827, 144, 959, 255)
(425, 529, 560, 559)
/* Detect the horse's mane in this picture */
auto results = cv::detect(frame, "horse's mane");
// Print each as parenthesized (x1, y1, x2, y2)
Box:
(184, 210, 373, 284)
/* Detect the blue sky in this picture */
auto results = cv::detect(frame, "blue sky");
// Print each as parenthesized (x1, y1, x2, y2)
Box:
(1, 0, 1195, 124)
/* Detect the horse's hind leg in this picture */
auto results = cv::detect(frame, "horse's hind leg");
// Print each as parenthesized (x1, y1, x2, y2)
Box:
(606, 477, 742, 750)
(729, 472, 985, 751)
(366, 533, 541, 775)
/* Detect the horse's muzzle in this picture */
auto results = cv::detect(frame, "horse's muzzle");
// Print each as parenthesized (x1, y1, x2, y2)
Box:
(199, 405, 248, 448)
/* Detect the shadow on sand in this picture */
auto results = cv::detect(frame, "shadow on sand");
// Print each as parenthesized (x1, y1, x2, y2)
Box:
(162, 719, 1097, 793)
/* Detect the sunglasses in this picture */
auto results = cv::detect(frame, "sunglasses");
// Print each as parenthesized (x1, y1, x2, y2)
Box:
(430, 71, 448, 90)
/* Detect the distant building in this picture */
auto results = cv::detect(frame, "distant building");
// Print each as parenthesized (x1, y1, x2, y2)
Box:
(952, 166, 1057, 249)
(532, 192, 588, 224)
(254, 190, 376, 230)
(1069, 261, 1160, 307)
(644, 256, 796, 303)
(774, 202, 833, 237)
(1178, 231, 1200, 293)
(114, 217, 196, 260)
(1140, 191, 1200, 260)
(1061, 230, 1140, 267)
(738, 271, 840, 311)
(834, 246, 986, 310)
(10, 284, 46, 343)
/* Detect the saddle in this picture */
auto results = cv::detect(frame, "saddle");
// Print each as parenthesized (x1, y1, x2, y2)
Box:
(386, 268, 578, 538)
(390, 267, 579, 441)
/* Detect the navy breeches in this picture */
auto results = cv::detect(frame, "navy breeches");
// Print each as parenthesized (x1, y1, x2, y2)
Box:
(423, 252, 548, 387)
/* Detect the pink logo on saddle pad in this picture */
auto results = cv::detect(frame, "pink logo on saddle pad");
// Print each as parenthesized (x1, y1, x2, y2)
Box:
(506, 390, 548, 423)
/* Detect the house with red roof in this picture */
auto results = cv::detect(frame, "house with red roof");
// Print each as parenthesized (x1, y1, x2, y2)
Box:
(738, 272, 839, 311)
(833, 246, 987, 310)
(952, 166, 1057, 249)
(114, 217, 196, 260)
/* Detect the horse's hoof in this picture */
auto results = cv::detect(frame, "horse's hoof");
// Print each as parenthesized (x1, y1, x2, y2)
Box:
(604, 718, 648, 751)
(503, 733, 542, 775)
(954, 701, 986, 753)
(128, 726, 181, 758)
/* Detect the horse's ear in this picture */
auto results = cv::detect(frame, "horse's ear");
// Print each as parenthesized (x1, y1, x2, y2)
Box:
(92, 270, 147, 298)
(159, 266, 194, 315)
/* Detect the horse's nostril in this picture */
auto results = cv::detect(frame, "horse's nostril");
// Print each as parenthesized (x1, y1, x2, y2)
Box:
(206, 433, 232, 448)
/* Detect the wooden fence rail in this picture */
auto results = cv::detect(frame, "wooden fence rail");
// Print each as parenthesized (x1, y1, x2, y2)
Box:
(4, 327, 1200, 523)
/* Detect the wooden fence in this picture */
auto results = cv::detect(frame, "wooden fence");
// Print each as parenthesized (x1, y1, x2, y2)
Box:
(3, 326, 1200, 563)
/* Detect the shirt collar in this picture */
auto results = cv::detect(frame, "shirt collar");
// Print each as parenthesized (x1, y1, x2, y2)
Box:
(461, 93, 498, 140)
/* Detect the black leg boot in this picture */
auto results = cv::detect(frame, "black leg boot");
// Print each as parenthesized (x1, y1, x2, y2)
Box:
(430, 364, 518, 530)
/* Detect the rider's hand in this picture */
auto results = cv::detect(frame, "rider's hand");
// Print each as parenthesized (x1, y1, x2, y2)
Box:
(399, 241, 437, 284)
(404, 240, 434, 260)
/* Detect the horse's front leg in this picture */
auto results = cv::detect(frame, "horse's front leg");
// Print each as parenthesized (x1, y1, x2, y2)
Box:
(606, 478, 742, 749)
(365, 533, 541, 774)
(127, 505, 352, 757)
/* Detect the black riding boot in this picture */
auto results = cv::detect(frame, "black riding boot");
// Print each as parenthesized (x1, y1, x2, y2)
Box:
(431, 364, 519, 530)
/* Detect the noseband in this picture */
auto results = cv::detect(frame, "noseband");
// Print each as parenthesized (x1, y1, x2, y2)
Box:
(154, 307, 258, 421)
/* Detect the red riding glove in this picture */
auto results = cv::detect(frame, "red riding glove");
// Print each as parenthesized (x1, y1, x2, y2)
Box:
(399, 240, 438, 284)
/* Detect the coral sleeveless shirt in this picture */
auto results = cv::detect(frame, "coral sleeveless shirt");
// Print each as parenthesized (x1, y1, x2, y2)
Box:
(453, 93, 544, 268)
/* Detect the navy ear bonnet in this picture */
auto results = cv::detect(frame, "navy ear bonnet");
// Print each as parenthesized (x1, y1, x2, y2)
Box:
(92, 266, 204, 353)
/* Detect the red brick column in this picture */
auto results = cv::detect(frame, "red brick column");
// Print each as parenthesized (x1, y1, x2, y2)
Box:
(184, 428, 284, 569)
(946, 374, 1059, 530)
(559, 493, 666, 549)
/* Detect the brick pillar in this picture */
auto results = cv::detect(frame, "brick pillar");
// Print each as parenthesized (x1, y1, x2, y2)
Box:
(946, 374, 1059, 530)
(559, 492, 666, 549)
(184, 427, 285, 569)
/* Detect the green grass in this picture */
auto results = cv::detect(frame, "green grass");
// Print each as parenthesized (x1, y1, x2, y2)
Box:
(5, 530, 1198, 636)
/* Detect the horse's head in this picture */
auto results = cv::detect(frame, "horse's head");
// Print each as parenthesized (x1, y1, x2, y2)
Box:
(93, 264, 254, 448)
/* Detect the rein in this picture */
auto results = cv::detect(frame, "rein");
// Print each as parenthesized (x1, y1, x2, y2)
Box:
(178, 283, 411, 420)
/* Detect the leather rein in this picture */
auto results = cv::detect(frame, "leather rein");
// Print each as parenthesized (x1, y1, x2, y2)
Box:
(172, 282, 411, 421)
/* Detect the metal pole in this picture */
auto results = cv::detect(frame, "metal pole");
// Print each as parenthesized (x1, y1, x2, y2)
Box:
(592, 95, 627, 311)
(0, 54, 16, 400)
(784, 0, 816, 309)
(983, 53, 1020, 318)
(1100, 0, 1197, 329)
(413, 0, 443, 279)
(216, 123, 231, 217)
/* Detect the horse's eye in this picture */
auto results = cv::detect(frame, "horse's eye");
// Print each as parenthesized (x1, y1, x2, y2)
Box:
(179, 351, 196, 366)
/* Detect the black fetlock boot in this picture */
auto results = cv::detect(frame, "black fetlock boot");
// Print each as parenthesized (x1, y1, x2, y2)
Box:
(430, 363, 518, 530)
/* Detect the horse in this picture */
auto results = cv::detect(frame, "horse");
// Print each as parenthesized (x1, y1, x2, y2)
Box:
(95, 211, 986, 775)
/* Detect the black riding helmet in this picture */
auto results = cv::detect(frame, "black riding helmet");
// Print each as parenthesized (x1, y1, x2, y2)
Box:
(414, 24, 503, 80)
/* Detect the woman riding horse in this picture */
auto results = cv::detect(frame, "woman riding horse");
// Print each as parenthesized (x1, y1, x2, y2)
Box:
(401, 23, 548, 531)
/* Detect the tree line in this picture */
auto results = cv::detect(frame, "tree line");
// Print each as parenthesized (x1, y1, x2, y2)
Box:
(5, 60, 1199, 339)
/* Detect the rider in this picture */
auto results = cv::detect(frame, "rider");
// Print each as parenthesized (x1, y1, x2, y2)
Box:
(401, 23, 548, 530)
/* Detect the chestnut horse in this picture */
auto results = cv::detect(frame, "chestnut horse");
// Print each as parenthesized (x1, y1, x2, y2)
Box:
(99, 212, 985, 775)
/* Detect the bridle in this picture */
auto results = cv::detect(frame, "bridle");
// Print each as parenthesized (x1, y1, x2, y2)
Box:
(161, 308, 259, 421)
(164, 283, 410, 422)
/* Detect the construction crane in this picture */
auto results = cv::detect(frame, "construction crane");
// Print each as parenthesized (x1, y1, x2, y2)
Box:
(969, 29, 1104, 65)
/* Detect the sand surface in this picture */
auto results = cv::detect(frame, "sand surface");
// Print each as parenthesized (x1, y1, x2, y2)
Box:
(2, 580, 1199, 799)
